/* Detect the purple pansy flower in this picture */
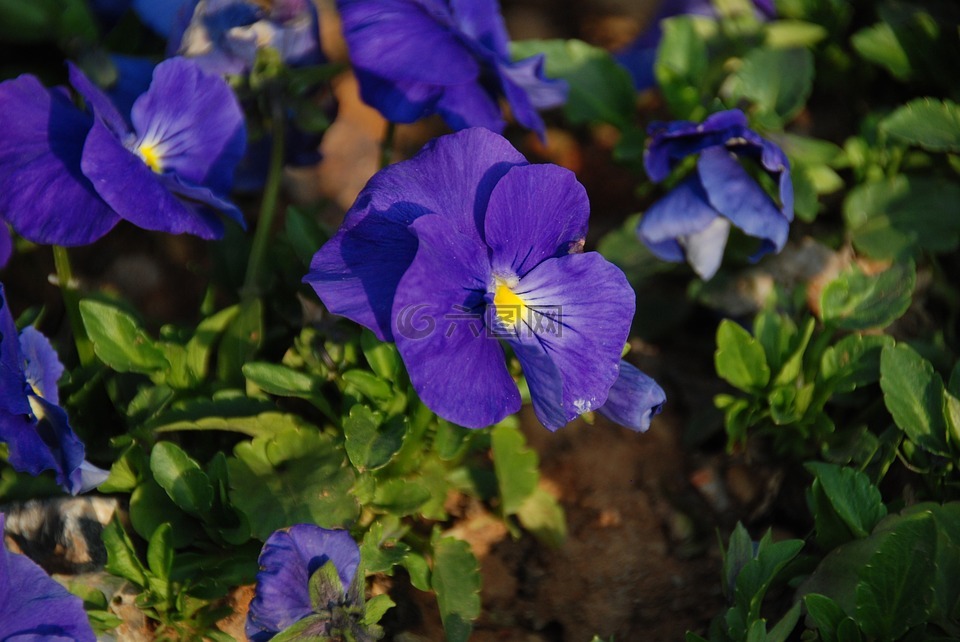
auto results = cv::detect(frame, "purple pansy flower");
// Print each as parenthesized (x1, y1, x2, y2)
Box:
(246, 524, 362, 642)
(0, 57, 246, 245)
(0, 285, 107, 495)
(0, 513, 97, 641)
(171, 0, 324, 76)
(637, 109, 793, 280)
(598, 361, 666, 432)
(305, 127, 664, 431)
(337, 0, 568, 137)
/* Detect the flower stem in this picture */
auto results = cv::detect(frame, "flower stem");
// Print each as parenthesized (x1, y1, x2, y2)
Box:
(52, 246, 94, 366)
(243, 101, 286, 298)
(380, 121, 396, 169)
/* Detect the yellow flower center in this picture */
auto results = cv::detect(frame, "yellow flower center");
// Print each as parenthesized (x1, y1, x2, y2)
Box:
(138, 144, 163, 173)
(492, 277, 527, 328)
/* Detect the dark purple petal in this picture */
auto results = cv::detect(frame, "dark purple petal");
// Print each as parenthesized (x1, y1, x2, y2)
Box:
(81, 117, 231, 239)
(498, 54, 568, 111)
(246, 525, 360, 642)
(129, 58, 245, 193)
(644, 109, 748, 181)
(161, 173, 246, 229)
(18, 327, 64, 405)
(450, 0, 510, 55)
(637, 174, 729, 278)
(353, 70, 442, 124)
(597, 361, 666, 432)
(338, 0, 478, 86)
(0, 75, 119, 246)
(437, 80, 506, 134)
(0, 515, 96, 641)
(734, 131, 794, 220)
(485, 164, 588, 278)
(0, 225, 11, 270)
(497, 63, 548, 138)
(104, 55, 156, 119)
(304, 128, 525, 340)
(67, 62, 130, 139)
(752, 0, 777, 19)
(0, 285, 30, 418)
(394, 215, 520, 428)
(697, 146, 790, 259)
(28, 396, 91, 495)
(507, 252, 634, 431)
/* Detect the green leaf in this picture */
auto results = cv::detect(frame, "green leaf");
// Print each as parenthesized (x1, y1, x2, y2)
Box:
(343, 405, 406, 471)
(150, 442, 214, 515)
(129, 478, 203, 548)
(515, 487, 567, 548)
(726, 48, 813, 127)
(855, 512, 937, 640)
(228, 427, 358, 540)
(715, 320, 771, 392)
(510, 39, 636, 128)
(764, 19, 827, 47)
(102, 516, 148, 587)
(432, 537, 481, 642)
(724, 522, 758, 600)
(820, 260, 915, 331)
(819, 334, 894, 393)
(734, 533, 804, 626)
(308, 560, 345, 611)
(881, 98, 960, 153)
(361, 330, 401, 382)
(363, 593, 396, 626)
(844, 176, 960, 259)
(284, 206, 328, 267)
(99, 444, 146, 493)
(768, 601, 802, 642)
(491, 423, 540, 515)
(371, 478, 432, 515)
(804, 593, 846, 642)
(146, 522, 174, 581)
(79, 300, 167, 373)
(880, 343, 951, 455)
(342, 369, 393, 403)
(655, 16, 710, 119)
(806, 463, 887, 540)
(852, 22, 911, 79)
(217, 297, 263, 384)
(243, 362, 318, 397)
(269, 614, 331, 642)
(185, 304, 239, 380)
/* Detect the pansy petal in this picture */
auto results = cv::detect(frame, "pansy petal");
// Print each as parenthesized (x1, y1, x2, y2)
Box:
(485, 164, 589, 277)
(497, 63, 548, 138)
(339, 0, 478, 85)
(509, 252, 634, 430)
(697, 146, 790, 257)
(67, 62, 130, 138)
(597, 361, 666, 432)
(25, 396, 89, 495)
(133, 0, 194, 36)
(0, 75, 119, 246)
(449, 0, 510, 54)
(130, 58, 245, 192)
(353, 70, 441, 124)
(0, 285, 30, 417)
(104, 55, 156, 118)
(18, 327, 64, 405)
(644, 109, 748, 181)
(305, 128, 525, 340)
(735, 132, 794, 220)
(246, 525, 360, 641)
(161, 173, 246, 229)
(437, 80, 505, 133)
(394, 215, 520, 428)
(0, 515, 96, 641)
(637, 174, 722, 264)
(0, 225, 11, 270)
(74, 461, 109, 494)
(682, 215, 731, 280)
(498, 54, 568, 111)
(81, 117, 228, 239)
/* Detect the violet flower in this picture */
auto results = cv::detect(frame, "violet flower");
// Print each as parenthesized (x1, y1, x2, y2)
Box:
(0, 285, 107, 495)
(246, 524, 363, 642)
(0, 513, 96, 641)
(305, 127, 665, 431)
(0, 57, 246, 245)
(637, 109, 793, 280)
(337, 0, 567, 137)
(170, 0, 324, 76)
(598, 361, 666, 432)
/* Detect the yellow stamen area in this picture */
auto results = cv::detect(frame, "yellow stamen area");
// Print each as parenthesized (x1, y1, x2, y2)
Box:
(493, 278, 527, 328)
(138, 144, 163, 173)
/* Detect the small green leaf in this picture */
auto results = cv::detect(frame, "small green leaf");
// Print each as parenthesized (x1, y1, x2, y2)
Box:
(820, 261, 915, 331)
(342, 369, 393, 403)
(715, 320, 771, 392)
(344, 405, 406, 471)
(185, 304, 239, 380)
(269, 614, 331, 642)
(372, 478, 431, 515)
(150, 442, 214, 515)
(806, 463, 887, 540)
(243, 362, 318, 397)
(217, 297, 263, 384)
(309, 560, 345, 611)
(881, 98, 960, 153)
(79, 300, 167, 373)
(146, 522, 174, 581)
(516, 487, 566, 548)
(880, 343, 951, 455)
(510, 38, 636, 128)
(655, 16, 710, 119)
(102, 516, 148, 587)
(432, 537, 481, 642)
(363, 593, 396, 626)
(852, 22, 911, 79)
(725, 48, 813, 126)
(764, 19, 827, 47)
(361, 330, 400, 382)
(804, 593, 846, 642)
(491, 423, 540, 515)
(819, 334, 894, 393)
(99, 444, 146, 493)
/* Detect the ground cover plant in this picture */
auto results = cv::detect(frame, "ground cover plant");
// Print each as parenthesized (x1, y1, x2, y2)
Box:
(0, 0, 958, 640)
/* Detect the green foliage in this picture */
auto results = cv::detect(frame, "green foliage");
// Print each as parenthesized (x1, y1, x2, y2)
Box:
(724, 48, 814, 128)
(432, 536, 482, 642)
(655, 16, 710, 120)
(820, 260, 916, 330)
(881, 99, 960, 153)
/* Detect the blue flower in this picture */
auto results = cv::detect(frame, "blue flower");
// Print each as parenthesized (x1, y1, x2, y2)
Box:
(170, 0, 325, 76)
(637, 109, 793, 280)
(0, 285, 106, 495)
(337, 0, 568, 137)
(246, 524, 362, 642)
(598, 361, 666, 432)
(305, 127, 664, 431)
(0, 57, 246, 245)
(0, 513, 97, 640)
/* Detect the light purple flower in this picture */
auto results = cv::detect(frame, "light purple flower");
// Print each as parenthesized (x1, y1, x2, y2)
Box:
(0, 57, 246, 245)
(597, 361, 666, 432)
(337, 0, 567, 137)
(0, 513, 97, 640)
(305, 127, 664, 431)
(637, 109, 793, 280)
(246, 524, 361, 642)
(0, 285, 106, 495)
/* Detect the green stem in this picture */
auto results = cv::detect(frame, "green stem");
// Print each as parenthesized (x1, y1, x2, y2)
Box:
(52, 246, 94, 366)
(243, 101, 286, 298)
(380, 121, 396, 169)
